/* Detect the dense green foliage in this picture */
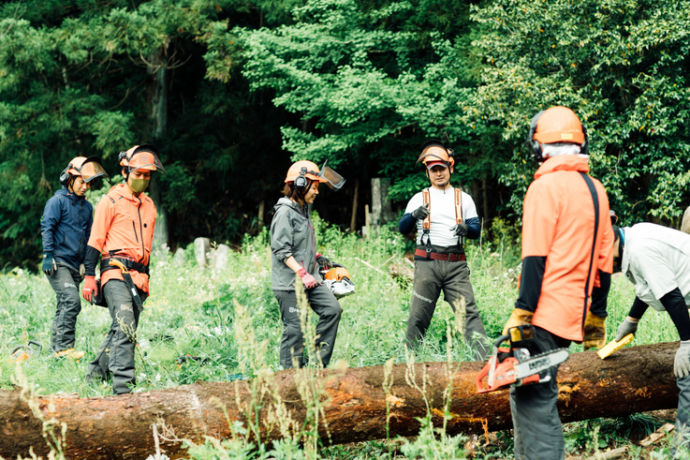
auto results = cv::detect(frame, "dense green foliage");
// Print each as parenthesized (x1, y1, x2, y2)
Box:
(0, 223, 681, 458)
(2, 0, 689, 271)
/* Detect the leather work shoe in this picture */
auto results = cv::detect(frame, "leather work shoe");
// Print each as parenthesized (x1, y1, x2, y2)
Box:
(54, 348, 85, 360)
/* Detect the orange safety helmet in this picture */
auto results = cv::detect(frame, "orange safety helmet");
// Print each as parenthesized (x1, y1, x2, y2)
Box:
(119, 145, 165, 174)
(416, 141, 455, 172)
(285, 160, 329, 192)
(529, 106, 588, 162)
(59, 156, 108, 185)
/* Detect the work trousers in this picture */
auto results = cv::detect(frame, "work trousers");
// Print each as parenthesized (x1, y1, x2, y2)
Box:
(675, 375, 690, 451)
(87, 280, 143, 395)
(510, 327, 570, 460)
(46, 265, 82, 353)
(405, 258, 489, 358)
(274, 284, 342, 369)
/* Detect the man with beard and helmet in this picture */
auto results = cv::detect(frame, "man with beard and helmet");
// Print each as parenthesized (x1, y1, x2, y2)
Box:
(41, 157, 108, 360)
(610, 222, 690, 451)
(502, 106, 614, 459)
(398, 140, 488, 358)
(270, 160, 345, 369)
(81, 145, 164, 395)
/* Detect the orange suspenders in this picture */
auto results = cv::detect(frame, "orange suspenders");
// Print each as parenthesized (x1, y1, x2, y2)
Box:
(421, 188, 463, 245)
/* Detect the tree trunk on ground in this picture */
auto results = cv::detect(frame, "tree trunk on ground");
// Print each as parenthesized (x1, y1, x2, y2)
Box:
(0, 342, 679, 459)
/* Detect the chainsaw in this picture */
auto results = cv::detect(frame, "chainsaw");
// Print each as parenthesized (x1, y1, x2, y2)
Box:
(476, 325, 569, 394)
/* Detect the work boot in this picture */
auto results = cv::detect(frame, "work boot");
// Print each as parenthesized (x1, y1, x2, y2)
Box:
(54, 348, 85, 360)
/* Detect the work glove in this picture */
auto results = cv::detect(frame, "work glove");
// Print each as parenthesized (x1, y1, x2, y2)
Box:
(502, 308, 534, 341)
(82, 275, 98, 303)
(615, 318, 638, 342)
(411, 204, 430, 220)
(451, 223, 469, 237)
(674, 340, 690, 378)
(42, 253, 57, 276)
(583, 311, 606, 350)
(297, 268, 318, 290)
(316, 254, 332, 271)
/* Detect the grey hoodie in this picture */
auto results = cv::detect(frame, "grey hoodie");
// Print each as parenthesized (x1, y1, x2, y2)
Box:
(270, 197, 322, 291)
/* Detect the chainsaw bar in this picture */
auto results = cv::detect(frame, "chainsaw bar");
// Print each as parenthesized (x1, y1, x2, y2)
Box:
(514, 348, 569, 379)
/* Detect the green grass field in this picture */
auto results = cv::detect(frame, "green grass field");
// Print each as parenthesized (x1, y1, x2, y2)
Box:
(0, 217, 684, 459)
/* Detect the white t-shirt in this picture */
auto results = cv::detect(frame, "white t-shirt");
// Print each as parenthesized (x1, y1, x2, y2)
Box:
(622, 223, 690, 311)
(404, 186, 478, 247)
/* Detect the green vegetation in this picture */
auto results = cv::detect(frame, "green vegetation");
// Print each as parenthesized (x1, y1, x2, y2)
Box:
(0, 220, 682, 458)
(2, 0, 689, 268)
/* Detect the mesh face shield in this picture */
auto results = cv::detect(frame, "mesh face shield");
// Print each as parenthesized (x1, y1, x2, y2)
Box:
(319, 161, 345, 191)
(127, 150, 165, 174)
(78, 158, 108, 183)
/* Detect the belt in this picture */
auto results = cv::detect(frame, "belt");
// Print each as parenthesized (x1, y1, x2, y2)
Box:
(101, 257, 149, 276)
(414, 249, 466, 261)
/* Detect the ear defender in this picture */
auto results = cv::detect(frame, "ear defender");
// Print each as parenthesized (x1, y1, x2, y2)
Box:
(294, 167, 308, 191)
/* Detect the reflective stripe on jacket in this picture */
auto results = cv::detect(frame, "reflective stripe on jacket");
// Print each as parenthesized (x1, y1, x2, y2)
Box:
(40, 187, 93, 271)
(270, 197, 321, 291)
(87, 184, 157, 293)
(521, 155, 614, 341)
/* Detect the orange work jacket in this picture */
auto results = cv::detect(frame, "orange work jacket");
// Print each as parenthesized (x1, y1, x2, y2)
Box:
(87, 183, 157, 293)
(522, 155, 614, 341)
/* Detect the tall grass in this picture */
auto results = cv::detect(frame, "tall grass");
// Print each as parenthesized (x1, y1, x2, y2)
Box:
(0, 216, 682, 458)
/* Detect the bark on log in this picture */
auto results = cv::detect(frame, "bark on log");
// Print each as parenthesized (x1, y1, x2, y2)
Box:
(0, 342, 679, 459)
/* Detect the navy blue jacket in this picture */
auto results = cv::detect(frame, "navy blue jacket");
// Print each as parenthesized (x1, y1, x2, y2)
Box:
(40, 187, 93, 271)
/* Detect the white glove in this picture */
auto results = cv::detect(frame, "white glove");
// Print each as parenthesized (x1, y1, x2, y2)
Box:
(615, 318, 638, 341)
(674, 340, 690, 378)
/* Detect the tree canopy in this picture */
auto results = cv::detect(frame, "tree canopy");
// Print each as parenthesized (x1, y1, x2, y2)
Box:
(1, 0, 689, 268)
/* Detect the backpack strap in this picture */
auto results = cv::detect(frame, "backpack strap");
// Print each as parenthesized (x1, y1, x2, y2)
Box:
(579, 172, 600, 328)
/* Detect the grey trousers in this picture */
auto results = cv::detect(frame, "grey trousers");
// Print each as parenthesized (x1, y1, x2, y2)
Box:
(510, 327, 570, 460)
(405, 258, 489, 358)
(274, 284, 342, 369)
(87, 280, 142, 394)
(675, 375, 690, 449)
(46, 265, 82, 353)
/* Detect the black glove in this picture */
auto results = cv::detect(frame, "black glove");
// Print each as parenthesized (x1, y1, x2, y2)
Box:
(42, 253, 57, 276)
(411, 204, 430, 220)
(316, 254, 332, 271)
(451, 223, 468, 237)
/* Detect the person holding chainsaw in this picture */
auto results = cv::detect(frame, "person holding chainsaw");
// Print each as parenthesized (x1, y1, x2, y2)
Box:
(398, 140, 488, 358)
(501, 106, 614, 459)
(610, 223, 690, 447)
(270, 160, 345, 369)
(41, 157, 108, 360)
(81, 145, 164, 395)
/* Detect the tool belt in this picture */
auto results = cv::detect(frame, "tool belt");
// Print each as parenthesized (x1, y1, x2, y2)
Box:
(100, 257, 149, 276)
(100, 257, 146, 312)
(414, 248, 466, 262)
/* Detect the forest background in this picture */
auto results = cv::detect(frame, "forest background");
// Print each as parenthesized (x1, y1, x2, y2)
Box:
(1, 0, 689, 268)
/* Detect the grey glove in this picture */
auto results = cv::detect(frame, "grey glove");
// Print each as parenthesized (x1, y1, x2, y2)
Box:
(675, 340, 690, 378)
(451, 223, 468, 237)
(411, 204, 430, 220)
(615, 318, 638, 341)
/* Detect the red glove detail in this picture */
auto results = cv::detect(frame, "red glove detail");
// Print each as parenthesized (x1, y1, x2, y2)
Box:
(82, 275, 98, 303)
(297, 268, 318, 290)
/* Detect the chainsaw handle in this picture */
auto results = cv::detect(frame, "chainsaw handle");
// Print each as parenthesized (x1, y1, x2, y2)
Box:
(493, 334, 510, 348)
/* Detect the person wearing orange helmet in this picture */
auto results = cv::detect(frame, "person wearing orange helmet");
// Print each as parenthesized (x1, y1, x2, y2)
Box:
(502, 107, 614, 459)
(81, 145, 164, 394)
(40, 156, 108, 360)
(398, 141, 488, 357)
(270, 160, 345, 369)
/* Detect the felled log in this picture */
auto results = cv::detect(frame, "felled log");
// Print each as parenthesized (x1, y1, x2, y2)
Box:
(0, 342, 679, 459)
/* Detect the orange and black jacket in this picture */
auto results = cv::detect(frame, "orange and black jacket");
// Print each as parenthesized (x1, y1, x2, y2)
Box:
(516, 155, 614, 341)
(84, 184, 157, 294)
